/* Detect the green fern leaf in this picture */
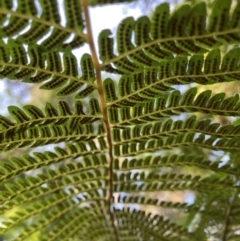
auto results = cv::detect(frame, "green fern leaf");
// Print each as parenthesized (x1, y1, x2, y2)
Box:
(1, 0, 240, 240)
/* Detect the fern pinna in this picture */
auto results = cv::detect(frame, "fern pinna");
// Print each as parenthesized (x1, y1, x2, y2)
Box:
(0, 0, 240, 240)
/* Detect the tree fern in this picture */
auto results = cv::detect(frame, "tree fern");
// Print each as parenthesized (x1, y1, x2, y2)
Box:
(0, 0, 240, 240)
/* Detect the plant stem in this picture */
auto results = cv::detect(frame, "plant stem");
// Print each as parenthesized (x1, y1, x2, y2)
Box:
(80, 1, 119, 241)
(221, 206, 232, 241)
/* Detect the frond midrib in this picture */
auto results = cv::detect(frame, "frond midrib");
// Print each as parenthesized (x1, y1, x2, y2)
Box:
(0, 133, 105, 151)
(112, 105, 240, 126)
(1, 164, 108, 205)
(109, 71, 240, 106)
(0, 114, 102, 135)
(3, 176, 108, 210)
(1, 61, 97, 87)
(0, 149, 106, 183)
(112, 126, 240, 142)
(4, 189, 107, 231)
(100, 28, 240, 67)
(0, 9, 87, 39)
(113, 178, 235, 192)
(117, 140, 240, 156)
(119, 160, 239, 176)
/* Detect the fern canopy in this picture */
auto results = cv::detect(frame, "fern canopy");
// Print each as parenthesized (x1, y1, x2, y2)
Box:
(1, 0, 240, 240)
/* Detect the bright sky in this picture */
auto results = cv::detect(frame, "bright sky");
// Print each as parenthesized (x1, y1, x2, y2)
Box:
(89, 4, 142, 41)
(73, 3, 143, 57)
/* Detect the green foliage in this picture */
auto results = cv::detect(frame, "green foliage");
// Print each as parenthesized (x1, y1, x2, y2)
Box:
(0, 0, 240, 240)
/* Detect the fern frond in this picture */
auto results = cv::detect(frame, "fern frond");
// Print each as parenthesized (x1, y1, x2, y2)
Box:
(1, 156, 107, 211)
(109, 88, 240, 127)
(114, 133, 240, 157)
(112, 117, 240, 146)
(0, 41, 97, 97)
(0, 143, 107, 184)
(100, 0, 240, 71)
(0, 100, 103, 152)
(113, 208, 193, 241)
(0, 0, 86, 50)
(106, 47, 240, 108)
(1, 0, 240, 240)
(114, 170, 235, 193)
(116, 154, 239, 176)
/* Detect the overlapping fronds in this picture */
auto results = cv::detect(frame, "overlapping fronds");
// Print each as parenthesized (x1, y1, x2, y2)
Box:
(1, 0, 240, 240)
